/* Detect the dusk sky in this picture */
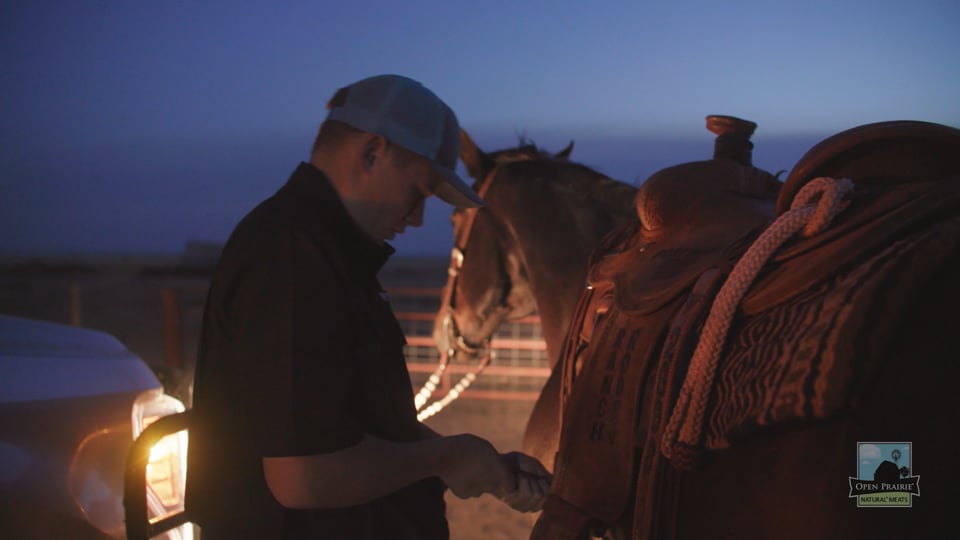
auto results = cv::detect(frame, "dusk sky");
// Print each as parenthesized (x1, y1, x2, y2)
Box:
(2, 1, 958, 257)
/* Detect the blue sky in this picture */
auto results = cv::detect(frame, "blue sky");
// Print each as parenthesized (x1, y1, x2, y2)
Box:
(859, 443, 911, 479)
(2, 1, 958, 256)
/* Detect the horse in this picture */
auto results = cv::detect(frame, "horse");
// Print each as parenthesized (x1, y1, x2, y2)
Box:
(440, 118, 960, 538)
(431, 129, 637, 468)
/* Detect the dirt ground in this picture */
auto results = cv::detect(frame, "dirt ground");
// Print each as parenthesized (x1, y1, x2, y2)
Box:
(0, 255, 543, 539)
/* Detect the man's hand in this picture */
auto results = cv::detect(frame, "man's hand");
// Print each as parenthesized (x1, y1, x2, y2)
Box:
(436, 436, 552, 512)
(498, 451, 552, 512)
(440, 434, 517, 500)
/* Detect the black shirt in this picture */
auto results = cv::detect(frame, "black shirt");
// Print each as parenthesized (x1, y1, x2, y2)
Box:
(185, 162, 448, 539)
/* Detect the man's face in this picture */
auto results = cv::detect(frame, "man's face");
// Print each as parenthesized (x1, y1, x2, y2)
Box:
(368, 146, 444, 242)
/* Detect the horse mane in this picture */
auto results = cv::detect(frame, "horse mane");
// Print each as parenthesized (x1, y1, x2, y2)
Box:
(492, 136, 637, 221)
(553, 161, 637, 221)
(487, 135, 553, 162)
(574, 165, 638, 221)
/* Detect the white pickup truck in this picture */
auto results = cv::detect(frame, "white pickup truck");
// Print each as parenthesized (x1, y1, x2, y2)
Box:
(0, 314, 192, 539)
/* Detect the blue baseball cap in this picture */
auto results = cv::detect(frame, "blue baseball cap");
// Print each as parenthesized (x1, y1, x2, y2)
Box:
(325, 74, 484, 208)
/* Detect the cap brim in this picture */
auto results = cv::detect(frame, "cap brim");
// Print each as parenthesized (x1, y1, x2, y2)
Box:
(432, 165, 485, 208)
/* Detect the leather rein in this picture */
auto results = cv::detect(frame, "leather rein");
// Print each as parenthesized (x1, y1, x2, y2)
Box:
(415, 155, 532, 420)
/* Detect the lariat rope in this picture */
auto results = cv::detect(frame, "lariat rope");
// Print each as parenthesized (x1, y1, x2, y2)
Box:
(661, 177, 854, 461)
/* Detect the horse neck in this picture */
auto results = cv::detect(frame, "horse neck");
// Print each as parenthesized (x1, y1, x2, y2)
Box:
(494, 170, 635, 364)
(522, 243, 589, 366)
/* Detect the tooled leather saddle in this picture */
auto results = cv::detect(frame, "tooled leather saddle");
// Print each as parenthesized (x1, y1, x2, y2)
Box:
(531, 119, 960, 540)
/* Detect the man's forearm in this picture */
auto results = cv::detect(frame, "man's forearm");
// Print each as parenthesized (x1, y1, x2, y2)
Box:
(263, 434, 457, 509)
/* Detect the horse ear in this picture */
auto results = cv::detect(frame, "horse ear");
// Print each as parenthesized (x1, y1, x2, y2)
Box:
(460, 128, 496, 182)
(556, 140, 574, 159)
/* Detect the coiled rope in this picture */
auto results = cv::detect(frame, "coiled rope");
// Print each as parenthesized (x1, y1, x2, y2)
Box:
(661, 177, 854, 465)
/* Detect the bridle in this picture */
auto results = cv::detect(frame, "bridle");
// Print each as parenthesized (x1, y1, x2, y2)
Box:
(415, 152, 536, 420)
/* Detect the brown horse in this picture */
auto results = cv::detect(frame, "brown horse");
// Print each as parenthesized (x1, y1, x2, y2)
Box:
(441, 119, 960, 538)
(431, 130, 637, 468)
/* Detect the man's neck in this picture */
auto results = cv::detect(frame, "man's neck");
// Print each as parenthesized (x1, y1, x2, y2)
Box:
(308, 154, 383, 245)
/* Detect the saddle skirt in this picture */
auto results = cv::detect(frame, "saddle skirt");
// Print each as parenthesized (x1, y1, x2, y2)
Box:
(533, 120, 960, 540)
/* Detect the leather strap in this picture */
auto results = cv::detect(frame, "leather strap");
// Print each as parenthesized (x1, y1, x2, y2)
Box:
(546, 295, 685, 528)
(632, 269, 726, 539)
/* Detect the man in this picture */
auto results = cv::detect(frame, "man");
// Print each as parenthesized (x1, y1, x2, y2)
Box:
(185, 74, 550, 539)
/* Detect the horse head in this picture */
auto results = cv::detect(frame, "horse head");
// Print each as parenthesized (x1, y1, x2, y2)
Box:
(432, 130, 576, 360)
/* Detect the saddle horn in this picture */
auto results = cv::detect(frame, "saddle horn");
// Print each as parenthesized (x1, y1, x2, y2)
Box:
(706, 115, 757, 167)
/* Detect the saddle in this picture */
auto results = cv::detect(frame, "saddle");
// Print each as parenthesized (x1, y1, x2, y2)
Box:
(532, 120, 960, 540)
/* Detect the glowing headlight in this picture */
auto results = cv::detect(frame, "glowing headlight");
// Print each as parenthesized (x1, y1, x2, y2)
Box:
(132, 389, 192, 539)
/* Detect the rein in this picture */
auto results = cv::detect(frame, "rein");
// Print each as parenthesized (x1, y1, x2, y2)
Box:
(415, 154, 533, 421)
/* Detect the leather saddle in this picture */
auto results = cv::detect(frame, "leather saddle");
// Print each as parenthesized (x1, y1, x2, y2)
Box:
(588, 157, 781, 316)
(591, 119, 960, 317)
(533, 119, 960, 540)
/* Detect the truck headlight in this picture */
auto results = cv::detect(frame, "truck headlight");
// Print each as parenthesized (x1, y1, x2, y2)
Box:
(132, 389, 191, 538)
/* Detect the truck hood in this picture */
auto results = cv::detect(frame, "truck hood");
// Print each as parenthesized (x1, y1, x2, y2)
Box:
(0, 315, 160, 403)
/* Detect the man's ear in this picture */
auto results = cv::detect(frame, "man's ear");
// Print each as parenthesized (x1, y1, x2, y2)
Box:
(362, 135, 387, 171)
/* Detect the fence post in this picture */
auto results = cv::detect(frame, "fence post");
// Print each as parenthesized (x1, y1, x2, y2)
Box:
(162, 288, 183, 369)
(68, 283, 82, 326)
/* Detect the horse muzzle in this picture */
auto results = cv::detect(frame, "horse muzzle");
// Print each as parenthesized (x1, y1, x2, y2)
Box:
(435, 311, 491, 360)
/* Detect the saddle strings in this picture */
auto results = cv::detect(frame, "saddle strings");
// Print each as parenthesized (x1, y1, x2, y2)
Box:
(661, 177, 854, 466)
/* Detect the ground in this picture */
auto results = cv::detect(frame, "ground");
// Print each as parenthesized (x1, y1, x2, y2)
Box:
(0, 255, 542, 539)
